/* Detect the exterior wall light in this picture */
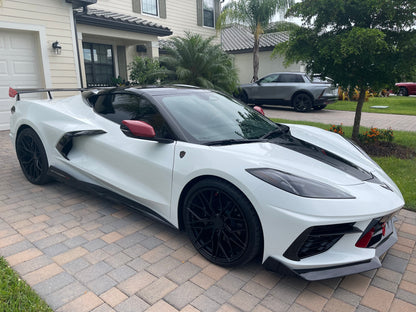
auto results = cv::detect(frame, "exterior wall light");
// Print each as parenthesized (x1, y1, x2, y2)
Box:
(52, 41, 62, 55)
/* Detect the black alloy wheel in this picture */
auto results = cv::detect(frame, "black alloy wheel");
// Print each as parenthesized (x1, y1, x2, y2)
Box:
(398, 87, 408, 96)
(16, 128, 51, 185)
(293, 93, 313, 112)
(183, 179, 262, 267)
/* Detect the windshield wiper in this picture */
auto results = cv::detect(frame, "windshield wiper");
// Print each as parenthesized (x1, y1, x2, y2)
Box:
(261, 124, 290, 139)
(205, 139, 266, 146)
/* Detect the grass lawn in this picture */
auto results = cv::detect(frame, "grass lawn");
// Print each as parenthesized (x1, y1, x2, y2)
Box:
(326, 96, 416, 116)
(0, 257, 52, 311)
(273, 118, 416, 212)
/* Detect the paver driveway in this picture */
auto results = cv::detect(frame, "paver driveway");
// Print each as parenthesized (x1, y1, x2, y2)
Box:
(1, 130, 416, 312)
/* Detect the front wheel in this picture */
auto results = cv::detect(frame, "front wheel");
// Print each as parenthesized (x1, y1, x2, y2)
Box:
(292, 93, 313, 112)
(16, 128, 51, 185)
(398, 87, 408, 96)
(183, 179, 262, 267)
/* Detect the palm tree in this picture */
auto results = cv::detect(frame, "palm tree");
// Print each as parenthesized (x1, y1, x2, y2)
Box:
(160, 32, 238, 94)
(218, 0, 293, 82)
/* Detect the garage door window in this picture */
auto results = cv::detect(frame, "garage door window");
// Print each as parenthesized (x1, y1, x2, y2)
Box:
(83, 43, 115, 87)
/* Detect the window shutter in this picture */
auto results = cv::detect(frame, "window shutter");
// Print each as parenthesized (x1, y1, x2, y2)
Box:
(214, 0, 220, 26)
(196, 0, 202, 26)
(132, 0, 141, 13)
(160, 0, 167, 18)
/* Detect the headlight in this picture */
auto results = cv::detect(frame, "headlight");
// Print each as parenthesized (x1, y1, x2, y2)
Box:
(247, 168, 355, 199)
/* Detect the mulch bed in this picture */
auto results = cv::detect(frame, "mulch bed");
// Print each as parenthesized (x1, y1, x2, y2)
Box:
(358, 141, 416, 159)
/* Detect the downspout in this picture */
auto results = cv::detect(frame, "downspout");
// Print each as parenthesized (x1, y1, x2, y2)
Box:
(73, 8, 84, 88)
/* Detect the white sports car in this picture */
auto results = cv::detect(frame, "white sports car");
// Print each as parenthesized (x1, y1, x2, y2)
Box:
(9, 86, 404, 281)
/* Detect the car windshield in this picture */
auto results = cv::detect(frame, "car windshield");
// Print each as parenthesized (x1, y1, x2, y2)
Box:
(156, 91, 279, 144)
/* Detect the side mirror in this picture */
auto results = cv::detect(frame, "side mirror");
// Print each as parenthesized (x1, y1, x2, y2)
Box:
(253, 106, 265, 115)
(121, 120, 174, 143)
(122, 120, 155, 138)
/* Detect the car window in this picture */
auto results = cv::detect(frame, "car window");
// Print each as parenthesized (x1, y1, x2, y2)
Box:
(276, 74, 305, 83)
(94, 93, 173, 138)
(258, 74, 279, 83)
(157, 91, 277, 142)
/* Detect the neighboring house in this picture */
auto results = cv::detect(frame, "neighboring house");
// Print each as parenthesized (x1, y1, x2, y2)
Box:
(221, 25, 303, 84)
(0, 0, 220, 130)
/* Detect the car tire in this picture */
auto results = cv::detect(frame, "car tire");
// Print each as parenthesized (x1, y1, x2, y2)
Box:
(183, 178, 262, 267)
(398, 87, 408, 96)
(314, 105, 327, 110)
(241, 91, 250, 104)
(16, 128, 51, 185)
(293, 93, 313, 112)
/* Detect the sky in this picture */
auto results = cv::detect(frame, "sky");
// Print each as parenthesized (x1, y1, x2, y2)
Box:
(220, 0, 303, 25)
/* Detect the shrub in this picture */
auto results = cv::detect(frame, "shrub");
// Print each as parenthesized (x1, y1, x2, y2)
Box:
(328, 124, 344, 136)
(128, 56, 166, 85)
(358, 127, 394, 144)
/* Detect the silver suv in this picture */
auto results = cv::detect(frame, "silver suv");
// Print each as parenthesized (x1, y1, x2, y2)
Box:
(238, 72, 338, 112)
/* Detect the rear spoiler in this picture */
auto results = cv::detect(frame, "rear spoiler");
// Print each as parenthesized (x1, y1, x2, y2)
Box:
(9, 87, 89, 101)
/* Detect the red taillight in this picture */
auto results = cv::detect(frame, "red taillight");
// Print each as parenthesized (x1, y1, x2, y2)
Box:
(355, 227, 375, 248)
(9, 87, 18, 98)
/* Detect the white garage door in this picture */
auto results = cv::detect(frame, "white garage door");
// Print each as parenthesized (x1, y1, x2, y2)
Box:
(0, 29, 44, 130)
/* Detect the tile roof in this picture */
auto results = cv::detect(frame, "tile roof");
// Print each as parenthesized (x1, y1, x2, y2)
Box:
(222, 25, 289, 53)
(74, 8, 172, 37)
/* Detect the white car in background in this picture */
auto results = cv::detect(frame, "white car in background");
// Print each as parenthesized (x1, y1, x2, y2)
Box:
(9, 85, 403, 281)
(239, 72, 338, 112)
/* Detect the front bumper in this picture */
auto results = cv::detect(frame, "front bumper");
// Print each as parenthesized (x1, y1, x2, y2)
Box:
(264, 217, 398, 281)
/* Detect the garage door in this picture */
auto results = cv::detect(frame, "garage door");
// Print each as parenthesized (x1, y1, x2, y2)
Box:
(0, 29, 44, 130)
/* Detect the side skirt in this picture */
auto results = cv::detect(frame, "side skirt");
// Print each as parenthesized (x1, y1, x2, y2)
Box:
(48, 166, 176, 229)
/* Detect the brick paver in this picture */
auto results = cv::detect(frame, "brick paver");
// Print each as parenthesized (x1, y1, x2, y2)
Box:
(1, 111, 416, 312)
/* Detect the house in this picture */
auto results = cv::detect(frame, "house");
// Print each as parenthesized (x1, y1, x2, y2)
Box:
(221, 25, 303, 84)
(0, 0, 221, 130)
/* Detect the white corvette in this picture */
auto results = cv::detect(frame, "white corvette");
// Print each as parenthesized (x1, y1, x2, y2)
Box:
(9, 86, 404, 281)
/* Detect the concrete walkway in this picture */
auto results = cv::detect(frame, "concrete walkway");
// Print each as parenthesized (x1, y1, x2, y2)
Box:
(264, 107, 416, 132)
(0, 126, 416, 311)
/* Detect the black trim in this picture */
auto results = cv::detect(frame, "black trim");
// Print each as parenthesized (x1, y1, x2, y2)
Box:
(48, 166, 175, 228)
(56, 130, 107, 160)
(264, 218, 398, 281)
(66, 0, 96, 9)
(283, 223, 361, 261)
(75, 12, 172, 36)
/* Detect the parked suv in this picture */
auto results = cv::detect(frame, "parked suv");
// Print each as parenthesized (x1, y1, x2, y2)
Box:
(238, 72, 338, 112)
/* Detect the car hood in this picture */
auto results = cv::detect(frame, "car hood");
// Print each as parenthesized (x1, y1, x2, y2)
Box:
(214, 124, 394, 188)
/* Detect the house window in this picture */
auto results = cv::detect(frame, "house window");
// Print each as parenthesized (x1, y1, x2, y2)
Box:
(203, 0, 215, 27)
(83, 43, 115, 87)
(143, 0, 158, 16)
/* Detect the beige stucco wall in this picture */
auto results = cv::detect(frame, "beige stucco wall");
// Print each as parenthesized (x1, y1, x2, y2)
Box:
(0, 0, 80, 91)
(233, 51, 303, 84)
(90, 0, 218, 39)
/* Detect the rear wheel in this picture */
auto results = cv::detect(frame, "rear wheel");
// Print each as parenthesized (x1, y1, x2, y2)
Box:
(16, 128, 51, 185)
(398, 87, 408, 96)
(241, 91, 249, 104)
(183, 179, 262, 267)
(293, 93, 313, 112)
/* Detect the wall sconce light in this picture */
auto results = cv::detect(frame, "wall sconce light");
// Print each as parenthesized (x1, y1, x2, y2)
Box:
(52, 41, 62, 55)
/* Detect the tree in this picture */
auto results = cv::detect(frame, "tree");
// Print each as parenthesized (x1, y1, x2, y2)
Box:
(160, 32, 238, 94)
(218, 0, 293, 82)
(275, 0, 416, 140)
(129, 56, 166, 85)
(264, 21, 300, 34)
